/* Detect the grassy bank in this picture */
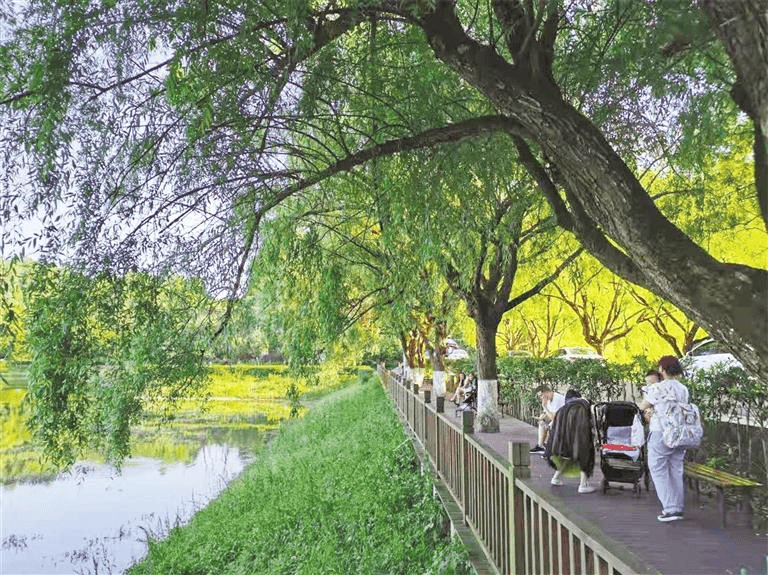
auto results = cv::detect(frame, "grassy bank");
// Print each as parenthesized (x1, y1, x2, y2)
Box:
(128, 374, 471, 575)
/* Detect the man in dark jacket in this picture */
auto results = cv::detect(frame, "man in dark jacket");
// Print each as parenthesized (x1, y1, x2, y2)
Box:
(545, 390, 596, 493)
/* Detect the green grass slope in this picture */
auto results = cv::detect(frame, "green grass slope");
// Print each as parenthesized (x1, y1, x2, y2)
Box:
(128, 374, 470, 575)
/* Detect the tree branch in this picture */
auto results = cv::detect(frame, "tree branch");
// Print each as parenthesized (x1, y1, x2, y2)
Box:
(505, 247, 582, 311)
(257, 115, 528, 216)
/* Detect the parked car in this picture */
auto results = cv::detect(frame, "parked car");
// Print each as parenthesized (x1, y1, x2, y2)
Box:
(445, 338, 470, 360)
(551, 347, 604, 362)
(681, 338, 743, 373)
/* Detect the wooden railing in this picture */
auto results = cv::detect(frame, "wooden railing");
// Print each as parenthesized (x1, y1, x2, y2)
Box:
(380, 368, 658, 575)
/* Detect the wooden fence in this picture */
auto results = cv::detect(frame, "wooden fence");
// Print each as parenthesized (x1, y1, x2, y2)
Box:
(380, 368, 659, 575)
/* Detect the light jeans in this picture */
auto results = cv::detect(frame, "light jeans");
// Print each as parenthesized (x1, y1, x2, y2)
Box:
(647, 431, 686, 514)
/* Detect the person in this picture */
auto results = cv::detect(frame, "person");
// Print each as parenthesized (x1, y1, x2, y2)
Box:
(529, 384, 565, 454)
(546, 390, 597, 493)
(448, 372, 467, 405)
(455, 373, 477, 412)
(642, 369, 661, 423)
(638, 356, 690, 522)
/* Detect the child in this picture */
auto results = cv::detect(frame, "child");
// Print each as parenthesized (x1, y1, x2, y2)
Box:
(641, 369, 661, 423)
(529, 384, 565, 453)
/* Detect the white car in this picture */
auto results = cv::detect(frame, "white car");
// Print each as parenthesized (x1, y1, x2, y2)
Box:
(445, 338, 470, 360)
(681, 339, 743, 372)
(551, 347, 604, 362)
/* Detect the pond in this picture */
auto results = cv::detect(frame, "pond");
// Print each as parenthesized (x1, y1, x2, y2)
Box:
(0, 363, 290, 574)
(0, 362, 347, 573)
(1, 430, 264, 574)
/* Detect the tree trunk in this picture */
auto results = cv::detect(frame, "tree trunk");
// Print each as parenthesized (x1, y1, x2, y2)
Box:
(420, 5, 768, 381)
(430, 328, 446, 397)
(475, 313, 499, 381)
(474, 304, 501, 433)
(702, 0, 768, 228)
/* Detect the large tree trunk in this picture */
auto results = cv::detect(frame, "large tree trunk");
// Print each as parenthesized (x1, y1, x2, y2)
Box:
(702, 0, 768, 228)
(475, 310, 499, 381)
(420, 4, 768, 381)
(473, 302, 502, 433)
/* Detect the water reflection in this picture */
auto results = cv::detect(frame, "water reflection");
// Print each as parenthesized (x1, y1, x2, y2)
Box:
(1, 442, 257, 574)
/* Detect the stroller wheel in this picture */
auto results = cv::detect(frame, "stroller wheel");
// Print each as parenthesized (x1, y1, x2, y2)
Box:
(634, 483, 641, 498)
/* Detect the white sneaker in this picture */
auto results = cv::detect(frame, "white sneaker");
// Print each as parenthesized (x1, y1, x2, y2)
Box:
(578, 484, 596, 494)
(550, 476, 564, 486)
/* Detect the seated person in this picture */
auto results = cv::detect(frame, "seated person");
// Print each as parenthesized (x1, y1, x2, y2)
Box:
(529, 384, 565, 453)
(455, 373, 477, 412)
(448, 372, 467, 405)
(546, 389, 596, 493)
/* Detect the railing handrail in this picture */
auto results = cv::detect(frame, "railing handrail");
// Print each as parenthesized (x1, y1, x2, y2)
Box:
(513, 477, 657, 575)
(379, 366, 659, 575)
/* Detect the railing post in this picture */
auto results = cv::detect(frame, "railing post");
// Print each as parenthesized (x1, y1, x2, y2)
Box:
(462, 414, 470, 525)
(435, 410, 441, 474)
(462, 409, 475, 434)
(509, 441, 530, 575)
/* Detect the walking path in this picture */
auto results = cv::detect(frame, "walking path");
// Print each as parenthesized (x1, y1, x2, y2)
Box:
(440, 406, 767, 575)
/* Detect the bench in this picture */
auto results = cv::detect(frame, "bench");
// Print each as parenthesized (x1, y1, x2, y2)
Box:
(683, 461, 761, 528)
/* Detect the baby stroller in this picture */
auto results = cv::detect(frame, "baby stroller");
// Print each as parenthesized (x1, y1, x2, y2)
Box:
(593, 401, 648, 496)
(455, 387, 477, 416)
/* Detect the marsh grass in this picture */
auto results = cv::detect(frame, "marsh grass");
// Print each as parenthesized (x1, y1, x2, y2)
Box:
(128, 378, 471, 575)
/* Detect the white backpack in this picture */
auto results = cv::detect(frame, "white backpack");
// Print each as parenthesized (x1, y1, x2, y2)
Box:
(656, 399, 703, 449)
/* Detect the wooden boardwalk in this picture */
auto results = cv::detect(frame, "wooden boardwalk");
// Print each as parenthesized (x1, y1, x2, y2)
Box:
(438, 405, 767, 575)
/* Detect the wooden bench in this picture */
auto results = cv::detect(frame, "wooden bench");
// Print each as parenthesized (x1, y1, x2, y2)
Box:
(683, 461, 761, 528)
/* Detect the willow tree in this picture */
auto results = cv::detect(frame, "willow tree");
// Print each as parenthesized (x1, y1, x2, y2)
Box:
(2, 1, 766, 381)
(378, 134, 580, 431)
(21, 265, 213, 465)
(250, 152, 465, 394)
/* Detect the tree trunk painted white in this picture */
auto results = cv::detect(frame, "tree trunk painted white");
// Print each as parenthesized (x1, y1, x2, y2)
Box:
(433, 370, 446, 397)
(411, 367, 424, 387)
(476, 378, 500, 433)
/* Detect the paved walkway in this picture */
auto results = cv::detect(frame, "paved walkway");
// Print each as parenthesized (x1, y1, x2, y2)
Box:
(439, 406, 767, 575)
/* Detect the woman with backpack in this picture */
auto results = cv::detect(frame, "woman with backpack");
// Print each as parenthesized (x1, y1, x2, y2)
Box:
(639, 356, 690, 522)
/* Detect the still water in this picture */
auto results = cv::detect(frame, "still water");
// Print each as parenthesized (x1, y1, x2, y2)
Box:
(1, 441, 257, 574)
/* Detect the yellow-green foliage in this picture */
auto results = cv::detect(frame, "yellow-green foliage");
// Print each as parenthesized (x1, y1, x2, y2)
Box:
(146, 363, 346, 424)
(0, 363, 356, 483)
(0, 388, 58, 480)
(129, 435, 200, 464)
(0, 388, 30, 450)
